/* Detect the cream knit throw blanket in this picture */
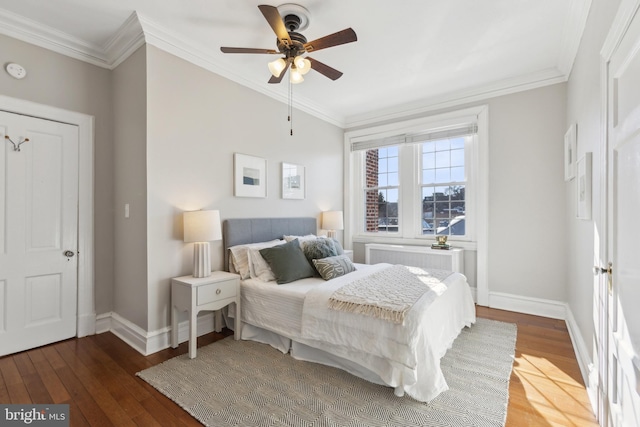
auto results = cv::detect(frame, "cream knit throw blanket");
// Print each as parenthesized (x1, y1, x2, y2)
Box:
(328, 265, 453, 324)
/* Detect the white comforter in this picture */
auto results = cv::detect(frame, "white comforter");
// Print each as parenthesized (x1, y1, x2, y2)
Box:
(300, 263, 476, 402)
(235, 263, 476, 402)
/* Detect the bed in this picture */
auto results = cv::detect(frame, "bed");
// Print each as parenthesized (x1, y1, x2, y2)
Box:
(223, 217, 476, 402)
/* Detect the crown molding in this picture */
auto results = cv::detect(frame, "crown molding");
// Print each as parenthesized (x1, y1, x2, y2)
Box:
(0, 8, 144, 70)
(0, 7, 590, 129)
(0, 8, 109, 67)
(104, 12, 145, 69)
(344, 67, 567, 129)
(557, 0, 593, 76)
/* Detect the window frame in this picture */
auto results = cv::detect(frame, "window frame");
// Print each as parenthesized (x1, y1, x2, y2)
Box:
(344, 105, 489, 306)
(347, 108, 484, 245)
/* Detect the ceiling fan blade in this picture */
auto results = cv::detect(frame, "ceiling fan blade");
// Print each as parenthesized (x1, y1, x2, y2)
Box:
(220, 47, 278, 54)
(307, 57, 343, 80)
(258, 4, 293, 48)
(268, 61, 291, 84)
(304, 28, 357, 52)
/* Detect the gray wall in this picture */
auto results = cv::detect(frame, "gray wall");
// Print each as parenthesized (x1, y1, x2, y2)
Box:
(487, 84, 567, 301)
(112, 46, 148, 329)
(349, 82, 568, 303)
(566, 0, 621, 364)
(144, 46, 345, 331)
(0, 34, 115, 315)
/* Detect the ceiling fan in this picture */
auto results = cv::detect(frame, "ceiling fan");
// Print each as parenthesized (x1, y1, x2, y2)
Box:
(220, 4, 357, 84)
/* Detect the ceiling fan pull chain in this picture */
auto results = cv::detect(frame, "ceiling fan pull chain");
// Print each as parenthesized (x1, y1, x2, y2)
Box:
(289, 80, 294, 136)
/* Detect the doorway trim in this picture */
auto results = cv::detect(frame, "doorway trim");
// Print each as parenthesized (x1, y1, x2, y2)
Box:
(0, 95, 95, 337)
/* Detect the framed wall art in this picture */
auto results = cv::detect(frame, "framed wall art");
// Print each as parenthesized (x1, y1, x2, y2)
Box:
(564, 123, 577, 181)
(234, 153, 267, 198)
(576, 152, 592, 220)
(282, 162, 305, 199)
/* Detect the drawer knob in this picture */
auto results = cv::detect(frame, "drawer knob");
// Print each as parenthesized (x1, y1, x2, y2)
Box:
(216, 288, 221, 295)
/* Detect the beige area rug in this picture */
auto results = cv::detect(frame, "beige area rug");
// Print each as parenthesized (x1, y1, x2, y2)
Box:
(137, 318, 516, 426)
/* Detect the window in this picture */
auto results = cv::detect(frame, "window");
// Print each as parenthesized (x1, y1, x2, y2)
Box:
(364, 146, 399, 233)
(347, 107, 486, 245)
(421, 137, 467, 236)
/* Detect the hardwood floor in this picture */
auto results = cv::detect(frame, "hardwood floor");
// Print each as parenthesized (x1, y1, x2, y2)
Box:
(477, 306, 599, 427)
(1, 307, 599, 426)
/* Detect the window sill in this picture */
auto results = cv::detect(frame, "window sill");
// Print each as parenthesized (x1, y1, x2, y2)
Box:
(352, 235, 478, 251)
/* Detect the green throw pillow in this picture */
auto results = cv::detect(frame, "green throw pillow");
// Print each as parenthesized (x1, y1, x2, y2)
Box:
(312, 255, 356, 280)
(259, 239, 316, 284)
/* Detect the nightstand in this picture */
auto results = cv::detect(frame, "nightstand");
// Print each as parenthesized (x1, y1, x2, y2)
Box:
(171, 271, 241, 358)
(344, 249, 354, 261)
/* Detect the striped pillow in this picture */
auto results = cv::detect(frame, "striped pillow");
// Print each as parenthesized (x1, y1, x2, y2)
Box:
(312, 255, 356, 280)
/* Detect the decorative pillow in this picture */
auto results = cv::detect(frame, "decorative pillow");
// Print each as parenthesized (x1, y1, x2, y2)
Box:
(284, 234, 317, 247)
(330, 238, 345, 255)
(247, 240, 286, 282)
(259, 239, 316, 284)
(312, 255, 356, 280)
(228, 239, 283, 279)
(303, 238, 338, 266)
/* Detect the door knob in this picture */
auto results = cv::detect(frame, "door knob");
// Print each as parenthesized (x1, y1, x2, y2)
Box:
(64, 250, 75, 258)
(594, 262, 613, 293)
(594, 262, 612, 275)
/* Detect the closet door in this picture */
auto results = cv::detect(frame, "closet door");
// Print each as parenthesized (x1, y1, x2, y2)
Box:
(0, 110, 79, 356)
(604, 7, 640, 426)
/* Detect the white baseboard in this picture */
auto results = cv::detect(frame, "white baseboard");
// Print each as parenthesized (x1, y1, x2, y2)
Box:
(565, 306, 599, 414)
(95, 311, 218, 355)
(109, 312, 150, 355)
(488, 291, 567, 319)
(95, 312, 112, 334)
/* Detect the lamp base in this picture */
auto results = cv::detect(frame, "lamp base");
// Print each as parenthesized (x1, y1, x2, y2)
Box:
(193, 242, 211, 278)
(327, 230, 337, 239)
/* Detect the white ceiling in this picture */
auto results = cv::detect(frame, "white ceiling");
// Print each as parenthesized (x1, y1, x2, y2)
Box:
(0, 0, 591, 127)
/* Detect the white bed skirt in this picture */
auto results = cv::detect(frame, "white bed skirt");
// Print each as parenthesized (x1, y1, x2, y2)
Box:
(228, 319, 389, 386)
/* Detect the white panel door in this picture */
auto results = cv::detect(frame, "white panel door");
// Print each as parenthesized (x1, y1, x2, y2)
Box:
(0, 110, 79, 356)
(606, 8, 640, 426)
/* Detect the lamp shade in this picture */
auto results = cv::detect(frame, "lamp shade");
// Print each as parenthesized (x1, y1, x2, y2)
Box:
(290, 67, 304, 84)
(268, 58, 287, 77)
(322, 211, 344, 231)
(183, 210, 222, 243)
(294, 56, 311, 75)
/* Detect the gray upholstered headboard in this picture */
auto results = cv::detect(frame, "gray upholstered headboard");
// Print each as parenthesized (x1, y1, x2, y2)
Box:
(223, 217, 317, 271)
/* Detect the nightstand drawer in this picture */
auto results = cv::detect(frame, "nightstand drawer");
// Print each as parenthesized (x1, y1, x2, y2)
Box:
(197, 280, 237, 305)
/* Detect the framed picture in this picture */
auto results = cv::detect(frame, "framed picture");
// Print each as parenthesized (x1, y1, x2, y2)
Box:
(564, 124, 577, 181)
(576, 152, 592, 220)
(234, 153, 267, 198)
(282, 162, 305, 199)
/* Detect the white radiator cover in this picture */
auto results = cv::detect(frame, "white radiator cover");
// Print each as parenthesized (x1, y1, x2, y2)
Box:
(365, 243, 464, 273)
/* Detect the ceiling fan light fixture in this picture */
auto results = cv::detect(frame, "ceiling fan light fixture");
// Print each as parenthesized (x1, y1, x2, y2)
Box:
(268, 58, 287, 77)
(294, 56, 311, 75)
(290, 67, 304, 84)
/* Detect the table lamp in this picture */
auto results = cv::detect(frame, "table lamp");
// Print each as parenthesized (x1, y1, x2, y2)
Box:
(322, 210, 344, 239)
(183, 209, 222, 278)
